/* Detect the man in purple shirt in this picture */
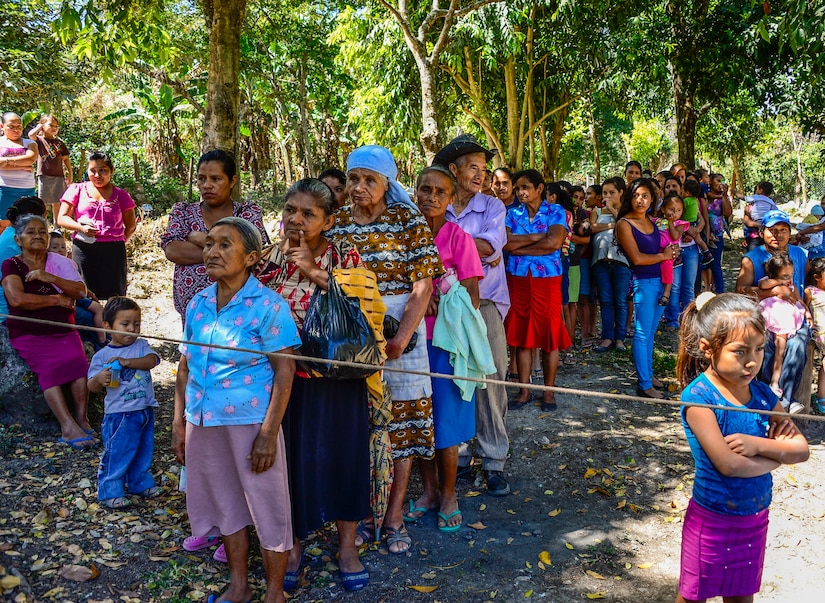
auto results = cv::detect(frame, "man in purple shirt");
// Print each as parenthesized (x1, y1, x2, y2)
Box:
(434, 134, 511, 496)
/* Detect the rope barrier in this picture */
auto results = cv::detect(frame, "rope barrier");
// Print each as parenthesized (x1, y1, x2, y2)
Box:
(3, 311, 825, 423)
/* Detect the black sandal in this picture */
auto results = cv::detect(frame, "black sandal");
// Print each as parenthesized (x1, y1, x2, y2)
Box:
(354, 519, 375, 546)
(385, 525, 412, 555)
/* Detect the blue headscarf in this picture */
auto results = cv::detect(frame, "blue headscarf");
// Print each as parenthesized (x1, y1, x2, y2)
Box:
(346, 145, 418, 212)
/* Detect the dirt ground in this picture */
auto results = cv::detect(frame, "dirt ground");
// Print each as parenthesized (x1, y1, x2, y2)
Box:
(1, 230, 824, 603)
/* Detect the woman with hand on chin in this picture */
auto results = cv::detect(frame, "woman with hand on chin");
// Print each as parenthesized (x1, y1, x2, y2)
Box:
(258, 179, 370, 592)
(173, 217, 300, 603)
(161, 150, 270, 323)
(615, 178, 679, 399)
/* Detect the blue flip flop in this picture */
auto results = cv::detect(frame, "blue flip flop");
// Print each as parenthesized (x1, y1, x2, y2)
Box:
(340, 568, 369, 592)
(283, 555, 305, 591)
(437, 509, 462, 533)
(58, 435, 96, 450)
(205, 595, 251, 603)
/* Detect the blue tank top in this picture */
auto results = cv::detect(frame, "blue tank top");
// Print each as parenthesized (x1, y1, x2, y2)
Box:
(621, 217, 661, 280)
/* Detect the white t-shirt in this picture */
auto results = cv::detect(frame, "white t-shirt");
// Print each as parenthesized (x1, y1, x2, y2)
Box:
(0, 138, 36, 188)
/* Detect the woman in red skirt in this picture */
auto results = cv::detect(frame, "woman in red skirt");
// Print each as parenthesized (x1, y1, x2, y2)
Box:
(504, 170, 570, 411)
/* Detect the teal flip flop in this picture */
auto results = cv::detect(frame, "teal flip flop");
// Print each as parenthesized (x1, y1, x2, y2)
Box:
(437, 509, 462, 533)
(403, 499, 433, 521)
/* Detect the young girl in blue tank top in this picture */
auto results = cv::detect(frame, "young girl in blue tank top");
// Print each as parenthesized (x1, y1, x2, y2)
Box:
(675, 292, 809, 603)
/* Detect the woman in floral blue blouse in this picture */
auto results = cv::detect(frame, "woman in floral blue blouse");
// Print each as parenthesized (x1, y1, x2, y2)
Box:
(172, 216, 301, 603)
(504, 170, 570, 411)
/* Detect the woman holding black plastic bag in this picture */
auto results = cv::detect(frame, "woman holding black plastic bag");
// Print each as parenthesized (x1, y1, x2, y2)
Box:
(258, 178, 373, 592)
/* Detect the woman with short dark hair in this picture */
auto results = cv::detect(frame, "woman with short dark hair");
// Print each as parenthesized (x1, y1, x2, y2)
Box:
(162, 150, 270, 321)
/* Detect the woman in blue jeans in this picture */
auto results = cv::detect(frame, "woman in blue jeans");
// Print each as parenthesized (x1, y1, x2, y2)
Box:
(616, 179, 680, 399)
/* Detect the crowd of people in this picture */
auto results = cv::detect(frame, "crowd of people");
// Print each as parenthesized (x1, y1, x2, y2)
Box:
(0, 110, 815, 603)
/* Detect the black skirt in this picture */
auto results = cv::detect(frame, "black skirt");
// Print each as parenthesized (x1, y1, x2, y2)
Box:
(282, 376, 371, 538)
(71, 239, 127, 300)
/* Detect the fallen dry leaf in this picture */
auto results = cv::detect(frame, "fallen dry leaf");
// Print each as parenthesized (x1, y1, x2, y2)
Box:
(465, 491, 482, 497)
(637, 562, 654, 569)
(565, 542, 574, 550)
(468, 521, 487, 530)
(538, 551, 552, 566)
(548, 508, 562, 517)
(0, 575, 21, 590)
(585, 592, 606, 599)
(584, 468, 599, 479)
(408, 585, 438, 593)
(586, 570, 605, 579)
(58, 564, 99, 582)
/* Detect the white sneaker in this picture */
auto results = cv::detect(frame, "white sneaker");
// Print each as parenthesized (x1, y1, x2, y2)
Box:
(787, 402, 805, 415)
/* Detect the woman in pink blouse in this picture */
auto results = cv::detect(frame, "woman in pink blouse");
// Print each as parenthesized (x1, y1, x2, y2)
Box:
(57, 152, 136, 299)
(161, 150, 270, 322)
(405, 165, 483, 533)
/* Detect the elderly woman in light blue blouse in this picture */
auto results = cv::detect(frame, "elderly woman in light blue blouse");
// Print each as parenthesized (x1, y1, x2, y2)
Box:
(172, 216, 301, 603)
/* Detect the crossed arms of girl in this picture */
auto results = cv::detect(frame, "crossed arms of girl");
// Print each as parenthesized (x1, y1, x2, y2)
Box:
(687, 406, 809, 478)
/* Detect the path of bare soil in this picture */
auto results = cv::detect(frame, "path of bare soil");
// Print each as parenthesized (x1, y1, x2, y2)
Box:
(1, 228, 824, 603)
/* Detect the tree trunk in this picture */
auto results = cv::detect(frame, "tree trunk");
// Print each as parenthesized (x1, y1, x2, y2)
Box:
(201, 0, 247, 158)
(504, 55, 519, 167)
(298, 54, 314, 177)
(589, 102, 601, 183)
(731, 152, 742, 204)
(672, 70, 697, 169)
(539, 122, 550, 178)
(418, 58, 441, 164)
(791, 128, 808, 206)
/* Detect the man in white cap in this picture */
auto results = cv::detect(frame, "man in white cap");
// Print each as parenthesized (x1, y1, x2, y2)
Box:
(433, 134, 511, 496)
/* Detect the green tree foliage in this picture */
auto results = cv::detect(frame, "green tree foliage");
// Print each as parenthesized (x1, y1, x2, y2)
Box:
(0, 0, 89, 110)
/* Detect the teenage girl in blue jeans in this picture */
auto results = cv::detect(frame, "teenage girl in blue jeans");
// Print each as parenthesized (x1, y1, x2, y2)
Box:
(616, 179, 680, 399)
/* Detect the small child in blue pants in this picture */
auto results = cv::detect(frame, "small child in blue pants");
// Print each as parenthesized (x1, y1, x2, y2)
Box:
(88, 297, 161, 509)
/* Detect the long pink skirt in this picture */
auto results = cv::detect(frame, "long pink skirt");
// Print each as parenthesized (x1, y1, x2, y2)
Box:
(11, 331, 88, 390)
(185, 422, 293, 552)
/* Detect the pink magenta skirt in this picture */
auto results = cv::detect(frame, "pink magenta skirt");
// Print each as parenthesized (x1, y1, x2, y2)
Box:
(679, 498, 769, 600)
(11, 331, 88, 390)
(185, 422, 293, 552)
(505, 274, 571, 352)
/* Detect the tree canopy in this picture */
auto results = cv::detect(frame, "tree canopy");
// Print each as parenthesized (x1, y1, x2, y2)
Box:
(2, 0, 823, 199)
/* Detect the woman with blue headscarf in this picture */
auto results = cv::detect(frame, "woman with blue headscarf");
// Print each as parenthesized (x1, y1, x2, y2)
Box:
(328, 145, 443, 555)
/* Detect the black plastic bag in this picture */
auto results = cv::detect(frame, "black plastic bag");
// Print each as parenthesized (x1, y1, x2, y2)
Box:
(299, 276, 383, 379)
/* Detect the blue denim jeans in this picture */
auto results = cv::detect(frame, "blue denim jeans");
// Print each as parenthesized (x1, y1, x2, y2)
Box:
(592, 260, 631, 342)
(98, 408, 156, 500)
(632, 277, 666, 390)
(761, 324, 811, 407)
(664, 244, 699, 327)
(709, 238, 725, 293)
(0, 185, 37, 217)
